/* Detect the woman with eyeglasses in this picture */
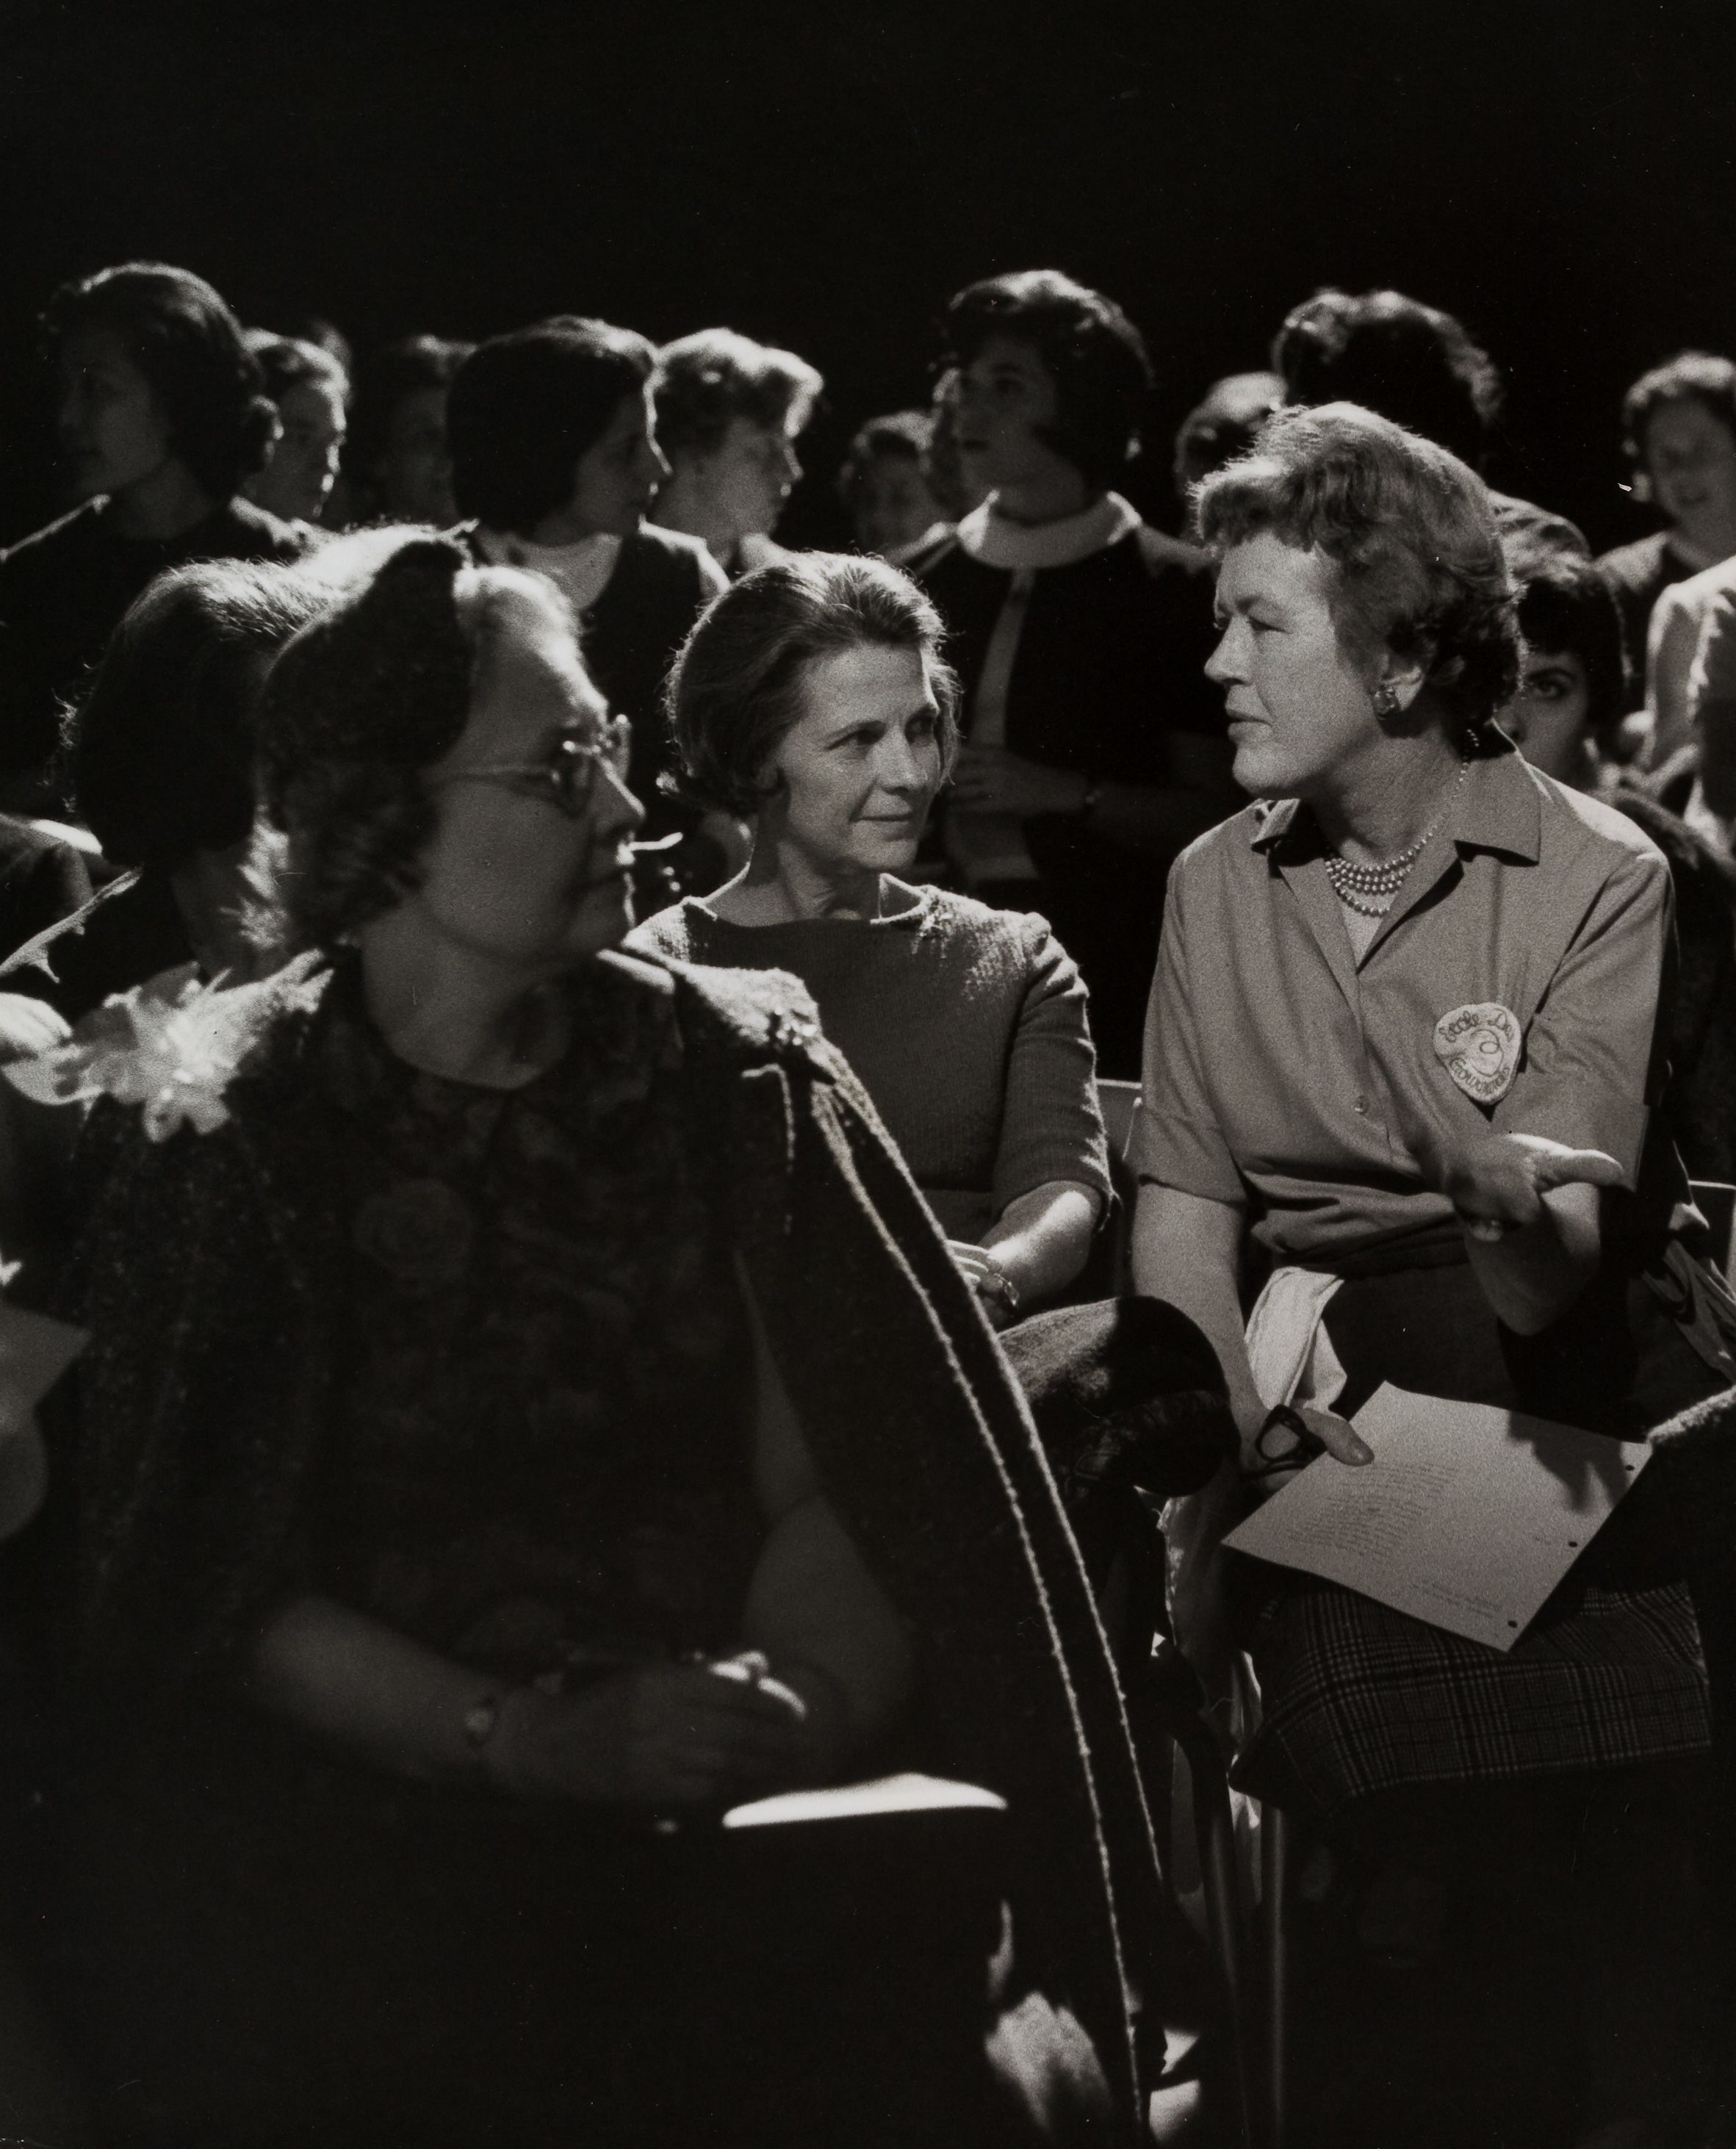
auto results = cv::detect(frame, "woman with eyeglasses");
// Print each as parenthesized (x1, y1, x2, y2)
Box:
(21, 533, 1177, 2145)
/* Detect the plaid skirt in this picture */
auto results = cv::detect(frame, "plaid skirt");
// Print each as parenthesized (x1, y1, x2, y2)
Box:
(1232, 1246, 1719, 1821)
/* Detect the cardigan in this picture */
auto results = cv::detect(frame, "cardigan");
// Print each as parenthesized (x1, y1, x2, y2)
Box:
(40, 948, 1173, 2133)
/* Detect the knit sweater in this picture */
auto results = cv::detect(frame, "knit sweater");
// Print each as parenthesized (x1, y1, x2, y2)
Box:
(628, 884, 1112, 1241)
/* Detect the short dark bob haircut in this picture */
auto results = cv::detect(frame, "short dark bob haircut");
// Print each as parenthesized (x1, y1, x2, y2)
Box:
(652, 329, 824, 464)
(71, 560, 328, 870)
(1197, 403, 1520, 745)
(1272, 288, 1503, 472)
(835, 409, 933, 506)
(447, 317, 655, 536)
(258, 536, 575, 950)
(665, 551, 959, 820)
(940, 269, 1152, 493)
(44, 261, 278, 502)
(347, 334, 475, 470)
(245, 331, 350, 410)
(1510, 554, 1630, 753)
(1621, 350, 1736, 473)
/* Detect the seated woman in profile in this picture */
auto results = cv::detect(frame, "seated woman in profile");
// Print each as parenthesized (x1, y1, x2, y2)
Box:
(20, 537, 1172, 2147)
(1134, 405, 1736, 2142)
(0, 262, 306, 813)
(629, 551, 1113, 1327)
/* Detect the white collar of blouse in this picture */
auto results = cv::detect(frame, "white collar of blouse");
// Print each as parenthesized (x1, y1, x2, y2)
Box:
(955, 490, 1141, 572)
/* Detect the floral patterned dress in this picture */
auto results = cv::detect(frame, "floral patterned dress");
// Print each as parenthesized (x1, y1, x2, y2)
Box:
(311, 952, 761, 1682)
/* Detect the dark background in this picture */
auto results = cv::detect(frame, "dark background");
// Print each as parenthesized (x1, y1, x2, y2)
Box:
(0, 0, 1732, 551)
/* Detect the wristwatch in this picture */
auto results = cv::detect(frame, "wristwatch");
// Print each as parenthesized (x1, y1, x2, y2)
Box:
(974, 1252, 1021, 1319)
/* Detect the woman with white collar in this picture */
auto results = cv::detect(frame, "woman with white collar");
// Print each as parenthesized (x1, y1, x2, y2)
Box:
(907, 271, 1238, 1073)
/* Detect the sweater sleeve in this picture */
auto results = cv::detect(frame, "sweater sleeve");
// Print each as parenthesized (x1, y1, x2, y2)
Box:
(989, 918, 1114, 1216)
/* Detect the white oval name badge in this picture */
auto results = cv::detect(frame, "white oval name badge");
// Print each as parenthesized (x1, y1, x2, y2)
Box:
(1433, 1001, 1521, 1104)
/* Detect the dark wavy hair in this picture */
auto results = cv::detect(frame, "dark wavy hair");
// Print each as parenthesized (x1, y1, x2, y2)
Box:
(666, 552, 959, 818)
(259, 536, 578, 948)
(652, 328, 823, 464)
(1196, 403, 1520, 746)
(1272, 288, 1503, 472)
(940, 269, 1153, 492)
(44, 262, 278, 500)
(1510, 555, 1631, 752)
(245, 331, 350, 411)
(447, 317, 655, 536)
(70, 560, 328, 869)
(1620, 350, 1736, 483)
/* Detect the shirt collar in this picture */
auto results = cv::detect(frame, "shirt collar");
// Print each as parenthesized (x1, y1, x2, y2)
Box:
(1247, 736, 1538, 862)
(955, 491, 1140, 571)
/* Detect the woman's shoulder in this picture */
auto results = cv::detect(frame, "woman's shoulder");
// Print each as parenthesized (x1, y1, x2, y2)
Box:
(10, 954, 338, 1150)
(1533, 763, 1670, 880)
(622, 898, 708, 964)
(601, 942, 833, 1077)
(1593, 530, 1672, 593)
(618, 522, 729, 600)
(906, 884, 1060, 962)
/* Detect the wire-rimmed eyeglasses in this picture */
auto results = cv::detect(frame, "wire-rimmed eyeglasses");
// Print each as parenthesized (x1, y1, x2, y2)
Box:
(433, 715, 633, 818)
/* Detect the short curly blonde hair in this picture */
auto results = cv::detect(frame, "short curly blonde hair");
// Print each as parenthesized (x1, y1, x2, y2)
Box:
(1197, 402, 1520, 746)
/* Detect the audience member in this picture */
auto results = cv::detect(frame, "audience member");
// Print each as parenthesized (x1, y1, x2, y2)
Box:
(39, 558, 329, 1016)
(1272, 287, 1501, 467)
(21, 535, 1170, 2144)
(631, 550, 1112, 1319)
(1645, 544, 1736, 785)
(0, 262, 306, 813)
(1272, 285, 1591, 558)
(345, 332, 473, 525)
(835, 410, 948, 558)
(447, 316, 728, 867)
(1135, 403, 1731, 2142)
(651, 327, 822, 575)
(907, 268, 1236, 1076)
(1502, 550, 1736, 1182)
(1171, 369, 1283, 503)
(1598, 351, 1736, 727)
(1688, 564, 1736, 831)
(244, 331, 350, 528)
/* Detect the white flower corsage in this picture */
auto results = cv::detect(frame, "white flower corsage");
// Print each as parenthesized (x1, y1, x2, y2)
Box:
(1433, 1001, 1521, 1105)
(3, 962, 282, 1141)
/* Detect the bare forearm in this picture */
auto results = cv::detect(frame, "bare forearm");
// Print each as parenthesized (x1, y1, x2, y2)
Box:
(741, 1493, 915, 1757)
(982, 1180, 1101, 1304)
(247, 1593, 502, 1786)
(1130, 1184, 1264, 1436)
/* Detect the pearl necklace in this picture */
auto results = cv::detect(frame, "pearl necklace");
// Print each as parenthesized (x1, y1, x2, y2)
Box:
(1323, 762, 1470, 918)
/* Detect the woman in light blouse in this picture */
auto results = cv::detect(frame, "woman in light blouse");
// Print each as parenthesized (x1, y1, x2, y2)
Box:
(1134, 403, 1735, 2144)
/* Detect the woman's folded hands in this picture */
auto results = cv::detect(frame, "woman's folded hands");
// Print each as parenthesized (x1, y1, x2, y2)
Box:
(483, 1649, 847, 1812)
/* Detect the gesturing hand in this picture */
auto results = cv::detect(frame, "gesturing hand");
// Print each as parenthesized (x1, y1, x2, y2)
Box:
(488, 1653, 814, 1811)
(1429, 1131, 1624, 1242)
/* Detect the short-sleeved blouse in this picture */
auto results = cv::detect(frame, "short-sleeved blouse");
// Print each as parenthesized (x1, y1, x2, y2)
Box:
(629, 884, 1112, 1242)
(1131, 746, 1684, 1266)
